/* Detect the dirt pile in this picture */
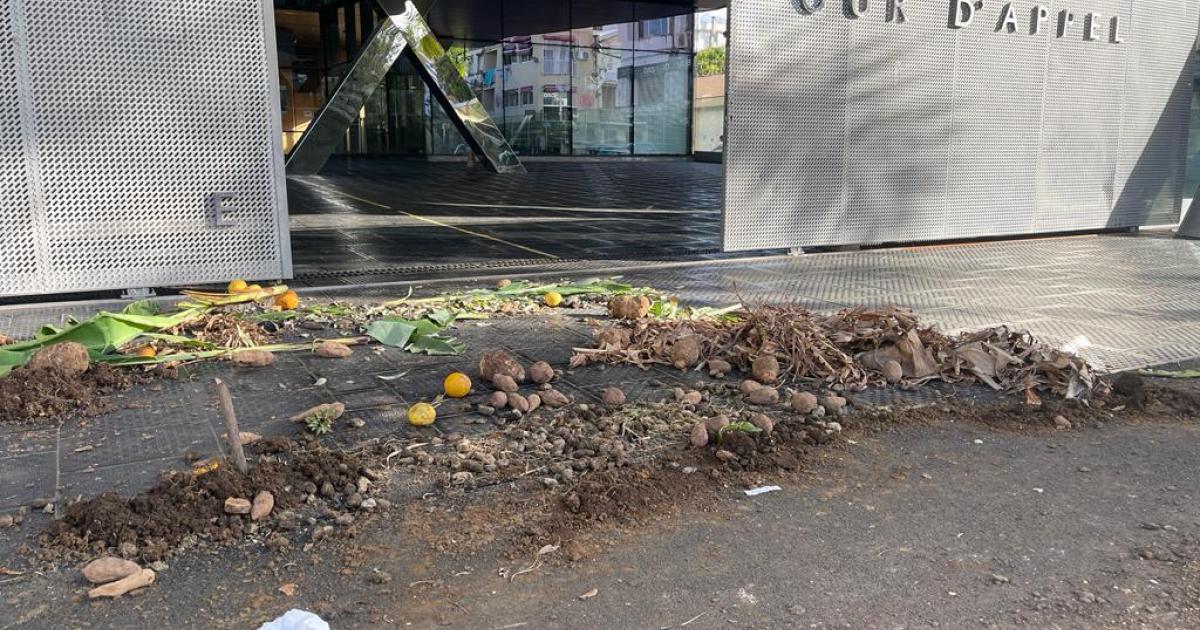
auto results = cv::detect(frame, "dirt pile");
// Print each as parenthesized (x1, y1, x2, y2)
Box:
(40, 444, 370, 563)
(573, 305, 1096, 400)
(0, 364, 135, 424)
(389, 374, 846, 493)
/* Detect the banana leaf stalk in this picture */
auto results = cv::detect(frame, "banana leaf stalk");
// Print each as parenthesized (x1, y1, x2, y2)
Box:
(96, 337, 368, 367)
(383, 279, 643, 308)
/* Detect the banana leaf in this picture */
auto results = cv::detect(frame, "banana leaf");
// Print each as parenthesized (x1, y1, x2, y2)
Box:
(121, 300, 162, 316)
(407, 335, 464, 356)
(3, 310, 200, 355)
(365, 319, 418, 348)
(96, 338, 366, 367)
(366, 315, 461, 356)
(0, 349, 28, 378)
(178, 285, 287, 308)
(0, 309, 203, 377)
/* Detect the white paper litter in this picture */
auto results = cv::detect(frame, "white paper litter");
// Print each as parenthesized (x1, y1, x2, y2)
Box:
(259, 610, 329, 630)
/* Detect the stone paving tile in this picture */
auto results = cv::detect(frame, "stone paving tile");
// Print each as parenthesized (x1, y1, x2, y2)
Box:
(59, 418, 216, 474)
(0, 427, 56, 457)
(0, 452, 56, 512)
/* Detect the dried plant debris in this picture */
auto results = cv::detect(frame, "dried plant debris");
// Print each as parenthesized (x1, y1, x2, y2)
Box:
(169, 313, 272, 349)
(574, 305, 1096, 400)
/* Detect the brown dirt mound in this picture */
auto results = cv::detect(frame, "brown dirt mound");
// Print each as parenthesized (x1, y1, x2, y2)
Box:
(41, 446, 364, 563)
(0, 364, 136, 424)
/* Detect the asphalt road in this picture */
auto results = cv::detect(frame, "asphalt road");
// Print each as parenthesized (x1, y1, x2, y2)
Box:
(6, 412, 1198, 629)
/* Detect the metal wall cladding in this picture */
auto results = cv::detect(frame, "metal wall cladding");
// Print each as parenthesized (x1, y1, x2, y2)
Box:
(0, 0, 35, 296)
(724, 0, 1198, 251)
(0, 0, 288, 297)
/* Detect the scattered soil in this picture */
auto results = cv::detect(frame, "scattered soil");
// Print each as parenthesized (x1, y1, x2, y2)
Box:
(1135, 377, 1200, 419)
(39, 443, 367, 564)
(25, 348, 1199, 579)
(0, 364, 136, 424)
(398, 375, 1200, 566)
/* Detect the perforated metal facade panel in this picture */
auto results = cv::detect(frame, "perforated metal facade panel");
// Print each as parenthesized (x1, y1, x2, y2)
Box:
(0, 0, 289, 297)
(724, 0, 1198, 251)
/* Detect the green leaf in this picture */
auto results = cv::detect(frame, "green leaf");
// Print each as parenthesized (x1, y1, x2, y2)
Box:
(366, 315, 460, 355)
(366, 319, 418, 348)
(406, 335, 463, 356)
(552, 280, 635, 297)
(1, 308, 205, 378)
(302, 304, 352, 317)
(0, 348, 31, 378)
(427, 309, 459, 328)
(650, 298, 679, 319)
(121, 300, 161, 316)
(717, 421, 763, 444)
(306, 415, 334, 435)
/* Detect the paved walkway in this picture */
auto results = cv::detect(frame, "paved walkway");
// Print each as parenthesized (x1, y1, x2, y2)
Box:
(286, 159, 730, 285)
(310, 231, 1200, 373)
(2, 231, 1199, 565)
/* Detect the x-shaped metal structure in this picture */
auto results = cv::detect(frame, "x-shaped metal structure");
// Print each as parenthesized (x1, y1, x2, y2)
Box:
(285, 1, 524, 175)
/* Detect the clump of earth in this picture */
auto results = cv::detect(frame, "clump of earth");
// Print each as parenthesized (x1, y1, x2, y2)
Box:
(38, 442, 378, 564)
(0, 364, 136, 424)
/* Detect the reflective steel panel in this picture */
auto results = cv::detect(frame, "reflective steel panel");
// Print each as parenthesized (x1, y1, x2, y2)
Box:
(723, 0, 1196, 251)
(394, 3, 523, 173)
(285, 17, 411, 176)
(287, 1, 522, 176)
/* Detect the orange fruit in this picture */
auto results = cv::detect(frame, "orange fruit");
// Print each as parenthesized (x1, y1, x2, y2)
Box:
(443, 372, 471, 398)
(274, 290, 299, 310)
(227, 279, 248, 293)
(407, 403, 437, 426)
(543, 292, 564, 307)
(135, 345, 157, 358)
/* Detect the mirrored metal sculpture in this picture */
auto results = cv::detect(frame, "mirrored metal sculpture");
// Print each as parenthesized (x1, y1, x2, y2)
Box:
(285, 1, 523, 176)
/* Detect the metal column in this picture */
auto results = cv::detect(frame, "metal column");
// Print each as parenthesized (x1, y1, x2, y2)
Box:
(285, 1, 523, 176)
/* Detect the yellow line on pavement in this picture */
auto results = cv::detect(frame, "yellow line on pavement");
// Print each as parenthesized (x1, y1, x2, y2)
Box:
(335, 191, 560, 260)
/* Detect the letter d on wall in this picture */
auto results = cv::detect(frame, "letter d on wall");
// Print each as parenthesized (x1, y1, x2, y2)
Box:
(950, 0, 975, 27)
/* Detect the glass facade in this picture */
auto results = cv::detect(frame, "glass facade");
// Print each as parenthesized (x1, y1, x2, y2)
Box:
(1189, 51, 1200, 197)
(274, 0, 701, 158)
(692, 8, 726, 153)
